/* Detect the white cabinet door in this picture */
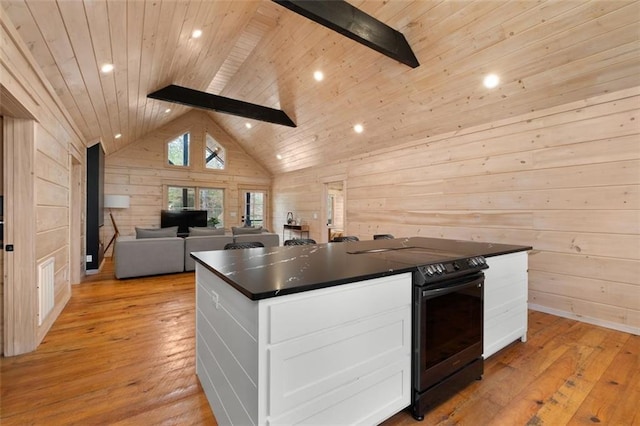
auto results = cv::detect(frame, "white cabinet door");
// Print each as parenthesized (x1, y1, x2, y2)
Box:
(483, 252, 528, 358)
(258, 273, 412, 425)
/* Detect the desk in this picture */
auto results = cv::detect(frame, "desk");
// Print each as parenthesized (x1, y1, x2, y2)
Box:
(283, 224, 309, 241)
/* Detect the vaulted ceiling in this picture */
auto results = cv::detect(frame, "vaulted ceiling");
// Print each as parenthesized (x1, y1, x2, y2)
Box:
(3, 0, 639, 175)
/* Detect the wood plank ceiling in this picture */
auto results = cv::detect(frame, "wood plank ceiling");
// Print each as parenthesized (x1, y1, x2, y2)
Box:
(3, 0, 639, 175)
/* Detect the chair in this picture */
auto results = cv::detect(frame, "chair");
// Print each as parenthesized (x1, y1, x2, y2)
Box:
(373, 234, 394, 240)
(224, 241, 265, 250)
(284, 238, 317, 246)
(331, 236, 359, 242)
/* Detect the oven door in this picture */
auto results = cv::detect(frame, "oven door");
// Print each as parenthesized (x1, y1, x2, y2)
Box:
(413, 272, 484, 392)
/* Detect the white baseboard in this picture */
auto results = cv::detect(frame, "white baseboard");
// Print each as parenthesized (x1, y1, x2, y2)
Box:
(528, 303, 639, 336)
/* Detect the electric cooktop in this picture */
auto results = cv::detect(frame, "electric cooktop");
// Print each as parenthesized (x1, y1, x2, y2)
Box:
(347, 246, 467, 265)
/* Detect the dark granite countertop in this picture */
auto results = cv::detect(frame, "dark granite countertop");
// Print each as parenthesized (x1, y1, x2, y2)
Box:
(191, 237, 531, 301)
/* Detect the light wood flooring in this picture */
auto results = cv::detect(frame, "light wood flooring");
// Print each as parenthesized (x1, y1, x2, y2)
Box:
(1, 260, 638, 425)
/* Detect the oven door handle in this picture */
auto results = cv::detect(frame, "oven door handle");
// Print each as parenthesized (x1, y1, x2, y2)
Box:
(421, 275, 483, 298)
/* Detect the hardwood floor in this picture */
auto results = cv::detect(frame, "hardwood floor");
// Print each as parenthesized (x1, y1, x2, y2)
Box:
(1, 261, 638, 425)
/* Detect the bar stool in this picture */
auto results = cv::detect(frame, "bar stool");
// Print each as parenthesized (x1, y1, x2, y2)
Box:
(224, 241, 265, 250)
(373, 234, 394, 240)
(331, 236, 359, 242)
(284, 238, 317, 246)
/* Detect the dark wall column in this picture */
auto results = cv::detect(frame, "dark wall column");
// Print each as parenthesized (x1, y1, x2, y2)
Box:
(86, 143, 104, 271)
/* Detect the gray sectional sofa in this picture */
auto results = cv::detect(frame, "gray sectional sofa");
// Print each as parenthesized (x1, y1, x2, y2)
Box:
(114, 236, 185, 279)
(234, 233, 279, 248)
(113, 228, 279, 278)
(183, 234, 234, 272)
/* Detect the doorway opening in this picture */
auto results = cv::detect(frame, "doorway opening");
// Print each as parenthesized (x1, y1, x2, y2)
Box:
(323, 181, 345, 243)
(70, 156, 82, 284)
(240, 189, 268, 228)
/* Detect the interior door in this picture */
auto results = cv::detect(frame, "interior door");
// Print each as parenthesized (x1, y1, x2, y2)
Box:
(240, 189, 268, 228)
(323, 181, 345, 243)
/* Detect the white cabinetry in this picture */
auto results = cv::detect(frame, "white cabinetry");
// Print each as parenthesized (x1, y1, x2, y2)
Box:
(196, 267, 412, 426)
(483, 251, 529, 358)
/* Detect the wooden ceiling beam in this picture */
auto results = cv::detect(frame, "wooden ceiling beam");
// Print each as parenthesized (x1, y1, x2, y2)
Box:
(147, 84, 296, 127)
(273, 0, 419, 68)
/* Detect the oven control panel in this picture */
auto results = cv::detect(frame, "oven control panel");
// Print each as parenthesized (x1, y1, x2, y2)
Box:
(414, 256, 487, 285)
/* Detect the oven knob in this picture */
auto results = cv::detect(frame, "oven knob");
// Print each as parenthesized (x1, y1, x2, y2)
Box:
(453, 262, 460, 270)
(425, 266, 434, 276)
(468, 258, 477, 266)
(477, 256, 486, 265)
(436, 264, 444, 274)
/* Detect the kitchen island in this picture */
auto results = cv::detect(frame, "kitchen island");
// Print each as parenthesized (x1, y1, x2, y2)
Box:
(191, 237, 530, 425)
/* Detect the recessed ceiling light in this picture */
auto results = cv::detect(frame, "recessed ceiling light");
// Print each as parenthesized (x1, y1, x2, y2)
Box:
(245, 122, 252, 129)
(354, 124, 364, 133)
(483, 74, 500, 89)
(276, 154, 283, 160)
(313, 70, 324, 81)
(164, 108, 171, 114)
(114, 133, 122, 139)
(192, 29, 203, 39)
(101, 63, 114, 73)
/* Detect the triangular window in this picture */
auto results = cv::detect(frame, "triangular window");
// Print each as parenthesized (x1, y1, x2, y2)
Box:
(167, 132, 190, 166)
(205, 133, 225, 170)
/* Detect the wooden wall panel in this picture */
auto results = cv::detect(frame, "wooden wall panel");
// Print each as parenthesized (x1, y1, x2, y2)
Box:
(1, 12, 84, 355)
(0, 116, 3, 354)
(104, 110, 272, 255)
(272, 163, 347, 242)
(3, 118, 37, 356)
(273, 87, 640, 334)
(34, 121, 72, 332)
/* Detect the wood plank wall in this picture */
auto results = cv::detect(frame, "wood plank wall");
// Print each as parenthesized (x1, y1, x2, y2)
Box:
(0, 115, 3, 354)
(1, 12, 86, 355)
(273, 87, 640, 334)
(35, 121, 74, 331)
(103, 110, 272, 254)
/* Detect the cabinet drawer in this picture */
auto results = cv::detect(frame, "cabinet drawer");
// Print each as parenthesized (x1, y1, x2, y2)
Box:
(484, 252, 528, 284)
(486, 295, 527, 321)
(485, 278, 527, 313)
(264, 273, 411, 345)
(484, 306, 527, 358)
(267, 307, 411, 419)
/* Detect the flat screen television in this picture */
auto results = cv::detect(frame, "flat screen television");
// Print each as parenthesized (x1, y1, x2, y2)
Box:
(161, 209, 207, 235)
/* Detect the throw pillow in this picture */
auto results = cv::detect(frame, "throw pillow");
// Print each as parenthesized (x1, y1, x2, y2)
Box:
(189, 227, 225, 236)
(231, 226, 263, 235)
(135, 226, 178, 239)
